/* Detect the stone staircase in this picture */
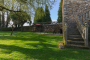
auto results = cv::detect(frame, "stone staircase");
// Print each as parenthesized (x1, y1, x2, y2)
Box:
(64, 10, 90, 49)
(65, 29, 89, 49)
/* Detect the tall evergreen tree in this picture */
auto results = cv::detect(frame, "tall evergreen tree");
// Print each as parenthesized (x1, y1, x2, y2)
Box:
(44, 5, 51, 22)
(34, 7, 45, 23)
(57, 2, 62, 23)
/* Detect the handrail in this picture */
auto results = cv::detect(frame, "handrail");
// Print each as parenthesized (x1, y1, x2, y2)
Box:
(77, 16, 88, 47)
(84, 19, 90, 24)
(78, 10, 90, 25)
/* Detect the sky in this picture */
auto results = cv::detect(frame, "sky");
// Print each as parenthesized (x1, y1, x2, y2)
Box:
(50, 0, 60, 22)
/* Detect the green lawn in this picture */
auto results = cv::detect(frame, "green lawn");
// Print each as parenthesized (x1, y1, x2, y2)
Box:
(0, 31, 90, 60)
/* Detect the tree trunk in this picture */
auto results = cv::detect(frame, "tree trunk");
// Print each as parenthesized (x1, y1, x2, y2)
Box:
(15, 24, 17, 28)
(18, 24, 20, 28)
(11, 25, 13, 35)
(2, 12, 5, 27)
(6, 22, 8, 27)
(6, 11, 9, 27)
(0, 13, 1, 30)
(21, 24, 23, 32)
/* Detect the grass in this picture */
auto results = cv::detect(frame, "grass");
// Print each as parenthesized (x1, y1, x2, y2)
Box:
(0, 31, 90, 60)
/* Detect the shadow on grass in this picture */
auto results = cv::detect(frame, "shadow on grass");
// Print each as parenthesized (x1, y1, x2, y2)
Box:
(0, 44, 90, 60)
(0, 32, 89, 60)
(0, 44, 58, 60)
(0, 34, 62, 42)
(0, 33, 62, 60)
(0, 58, 14, 60)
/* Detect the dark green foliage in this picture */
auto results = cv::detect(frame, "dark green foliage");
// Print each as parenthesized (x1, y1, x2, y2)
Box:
(10, 10, 31, 25)
(34, 7, 45, 23)
(1, 27, 12, 31)
(34, 5, 52, 23)
(10, 10, 31, 32)
(57, 2, 62, 23)
(44, 5, 51, 22)
(0, 13, 1, 27)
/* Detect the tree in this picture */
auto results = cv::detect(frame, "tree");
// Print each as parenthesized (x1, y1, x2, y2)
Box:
(0, 12, 1, 29)
(34, 5, 52, 23)
(57, 2, 62, 23)
(34, 7, 45, 23)
(44, 5, 51, 22)
(1, 0, 55, 13)
(6, 11, 11, 27)
(1, 0, 55, 25)
(2, 12, 5, 27)
(10, 10, 31, 32)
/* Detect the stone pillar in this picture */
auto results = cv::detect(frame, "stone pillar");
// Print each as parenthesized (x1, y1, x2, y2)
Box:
(85, 23, 88, 47)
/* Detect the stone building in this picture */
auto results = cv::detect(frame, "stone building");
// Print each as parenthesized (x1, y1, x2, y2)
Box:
(61, 0, 90, 48)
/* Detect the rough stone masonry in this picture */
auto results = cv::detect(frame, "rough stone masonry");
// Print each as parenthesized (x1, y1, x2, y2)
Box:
(63, 0, 90, 35)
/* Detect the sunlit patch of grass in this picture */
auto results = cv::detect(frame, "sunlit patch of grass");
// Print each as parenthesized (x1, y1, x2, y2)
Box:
(0, 31, 90, 60)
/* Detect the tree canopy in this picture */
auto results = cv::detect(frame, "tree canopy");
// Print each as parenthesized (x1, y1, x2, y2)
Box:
(10, 10, 31, 31)
(0, 0, 56, 13)
(34, 7, 45, 23)
(44, 5, 51, 22)
(57, 2, 62, 23)
(10, 10, 31, 24)
(0, 0, 55, 28)
(34, 5, 52, 23)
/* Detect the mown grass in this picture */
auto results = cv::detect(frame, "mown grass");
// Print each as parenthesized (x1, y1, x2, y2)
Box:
(0, 31, 90, 60)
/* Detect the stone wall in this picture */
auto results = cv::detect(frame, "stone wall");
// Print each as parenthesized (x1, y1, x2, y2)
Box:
(23, 24, 62, 32)
(63, 0, 90, 34)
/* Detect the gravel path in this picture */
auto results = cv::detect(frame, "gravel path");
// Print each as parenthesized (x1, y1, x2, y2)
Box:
(33, 32, 63, 35)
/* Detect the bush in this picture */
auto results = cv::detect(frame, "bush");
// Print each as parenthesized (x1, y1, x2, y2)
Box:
(1, 27, 12, 31)
(14, 27, 21, 31)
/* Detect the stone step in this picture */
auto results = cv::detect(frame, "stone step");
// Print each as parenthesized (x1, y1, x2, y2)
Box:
(68, 36, 81, 38)
(67, 40, 84, 43)
(67, 40, 84, 45)
(66, 44, 84, 47)
(68, 34, 84, 41)
(65, 44, 89, 49)
(68, 35, 82, 38)
(68, 31, 80, 35)
(68, 27, 81, 35)
(68, 33, 80, 35)
(68, 37, 83, 40)
(69, 35, 81, 38)
(68, 38, 84, 41)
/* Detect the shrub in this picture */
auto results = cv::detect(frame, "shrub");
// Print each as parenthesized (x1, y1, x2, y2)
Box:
(1, 27, 12, 31)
